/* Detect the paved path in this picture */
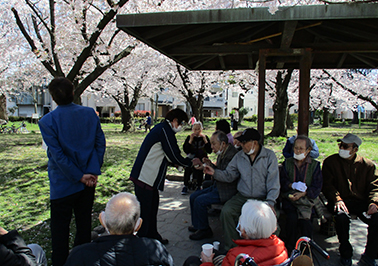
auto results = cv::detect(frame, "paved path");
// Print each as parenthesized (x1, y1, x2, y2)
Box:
(158, 180, 373, 266)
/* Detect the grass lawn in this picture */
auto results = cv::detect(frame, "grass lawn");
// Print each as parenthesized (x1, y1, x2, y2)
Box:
(0, 119, 377, 264)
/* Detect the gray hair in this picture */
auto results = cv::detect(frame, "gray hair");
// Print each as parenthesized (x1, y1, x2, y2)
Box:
(212, 130, 228, 145)
(294, 135, 312, 150)
(103, 192, 140, 235)
(239, 199, 276, 239)
(192, 121, 203, 129)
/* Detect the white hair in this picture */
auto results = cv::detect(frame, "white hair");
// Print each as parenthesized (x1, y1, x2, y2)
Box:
(239, 199, 276, 239)
(103, 192, 140, 235)
(192, 121, 203, 129)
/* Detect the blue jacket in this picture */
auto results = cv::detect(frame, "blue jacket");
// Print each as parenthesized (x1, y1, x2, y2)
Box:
(39, 103, 106, 200)
(130, 120, 192, 191)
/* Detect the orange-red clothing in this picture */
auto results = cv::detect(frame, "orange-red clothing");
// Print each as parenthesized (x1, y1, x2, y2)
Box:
(201, 235, 288, 266)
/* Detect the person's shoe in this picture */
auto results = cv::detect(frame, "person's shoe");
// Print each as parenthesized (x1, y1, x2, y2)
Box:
(189, 228, 213, 240)
(340, 257, 352, 266)
(358, 254, 378, 266)
(181, 186, 188, 195)
(188, 226, 197, 232)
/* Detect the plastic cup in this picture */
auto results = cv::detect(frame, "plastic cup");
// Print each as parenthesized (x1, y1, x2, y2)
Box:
(213, 241, 220, 250)
(202, 243, 213, 257)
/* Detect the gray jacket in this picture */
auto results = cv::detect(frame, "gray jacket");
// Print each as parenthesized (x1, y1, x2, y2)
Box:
(213, 146, 280, 206)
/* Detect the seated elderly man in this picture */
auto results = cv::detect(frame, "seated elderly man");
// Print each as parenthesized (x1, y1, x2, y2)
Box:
(189, 131, 239, 240)
(185, 199, 288, 266)
(322, 133, 378, 266)
(204, 128, 280, 250)
(64, 192, 174, 266)
(280, 135, 323, 252)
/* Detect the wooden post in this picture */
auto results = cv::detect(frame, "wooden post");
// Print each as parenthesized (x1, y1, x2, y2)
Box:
(298, 49, 311, 136)
(258, 50, 266, 139)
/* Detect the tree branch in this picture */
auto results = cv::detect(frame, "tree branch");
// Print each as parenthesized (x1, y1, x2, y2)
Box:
(74, 45, 134, 99)
(67, 0, 130, 81)
(11, 7, 57, 76)
(323, 69, 378, 110)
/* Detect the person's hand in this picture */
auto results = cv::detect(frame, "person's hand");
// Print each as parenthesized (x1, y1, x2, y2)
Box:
(200, 251, 214, 263)
(202, 158, 211, 165)
(204, 165, 215, 175)
(192, 158, 204, 170)
(367, 203, 378, 215)
(0, 226, 8, 236)
(189, 133, 196, 144)
(290, 192, 306, 201)
(199, 133, 207, 144)
(334, 200, 349, 214)
(80, 174, 98, 187)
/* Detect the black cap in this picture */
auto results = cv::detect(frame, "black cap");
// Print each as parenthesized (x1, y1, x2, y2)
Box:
(236, 128, 261, 142)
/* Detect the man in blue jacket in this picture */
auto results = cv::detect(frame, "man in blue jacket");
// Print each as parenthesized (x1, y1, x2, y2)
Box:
(39, 77, 106, 266)
(130, 108, 194, 244)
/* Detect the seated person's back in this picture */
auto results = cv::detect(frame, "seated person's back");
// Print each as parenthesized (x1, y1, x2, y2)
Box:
(64, 192, 173, 266)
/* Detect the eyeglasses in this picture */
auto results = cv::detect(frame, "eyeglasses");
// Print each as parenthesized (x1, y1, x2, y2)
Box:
(338, 142, 353, 150)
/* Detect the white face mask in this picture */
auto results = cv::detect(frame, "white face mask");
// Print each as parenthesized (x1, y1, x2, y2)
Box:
(246, 146, 255, 155)
(167, 120, 183, 133)
(234, 145, 240, 149)
(172, 125, 182, 133)
(339, 149, 351, 159)
(215, 143, 224, 156)
(294, 152, 306, 161)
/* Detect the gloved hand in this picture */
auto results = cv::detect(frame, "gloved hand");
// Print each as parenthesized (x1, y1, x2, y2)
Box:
(292, 181, 307, 192)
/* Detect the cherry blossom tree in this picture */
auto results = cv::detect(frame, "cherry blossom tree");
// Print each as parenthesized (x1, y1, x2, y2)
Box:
(158, 63, 224, 122)
(7, 0, 136, 104)
(88, 45, 166, 132)
(322, 69, 378, 131)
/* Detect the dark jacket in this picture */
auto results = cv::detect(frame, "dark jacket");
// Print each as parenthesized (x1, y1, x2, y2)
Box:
(0, 230, 37, 266)
(183, 135, 212, 160)
(64, 234, 174, 266)
(130, 120, 192, 191)
(322, 153, 378, 206)
(213, 144, 239, 203)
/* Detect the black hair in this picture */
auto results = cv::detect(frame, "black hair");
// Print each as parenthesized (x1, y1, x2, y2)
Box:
(215, 119, 231, 134)
(165, 108, 188, 124)
(146, 112, 150, 116)
(48, 77, 74, 105)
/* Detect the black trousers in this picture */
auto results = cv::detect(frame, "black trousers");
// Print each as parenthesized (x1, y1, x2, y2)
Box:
(134, 184, 162, 241)
(184, 167, 204, 188)
(50, 187, 95, 266)
(330, 200, 378, 260)
(284, 208, 313, 253)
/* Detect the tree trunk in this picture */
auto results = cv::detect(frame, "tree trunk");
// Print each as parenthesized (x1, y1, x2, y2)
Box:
(188, 95, 204, 123)
(322, 107, 329, 127)
(0, 94, 8, 121)
(120, 105, 134, 132)
(268, 69, 294, 137)
(286, 104, 294, 130)
(351, 111, 359, 124)
(238, 94, 244, 109)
